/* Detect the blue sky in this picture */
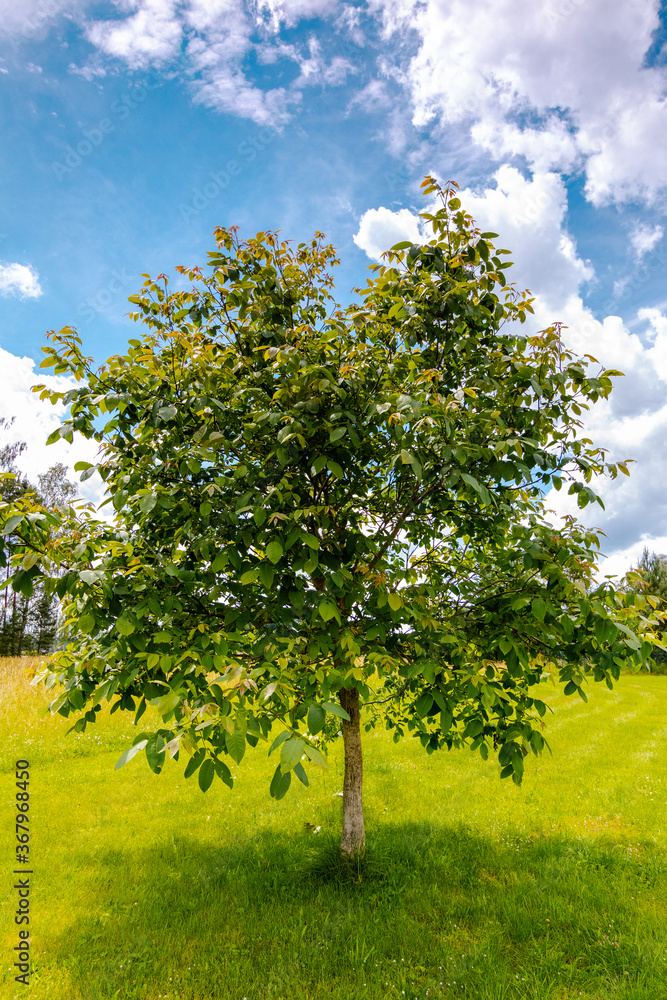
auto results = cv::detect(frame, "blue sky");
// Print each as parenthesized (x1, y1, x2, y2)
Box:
(2, 0, 667, 575)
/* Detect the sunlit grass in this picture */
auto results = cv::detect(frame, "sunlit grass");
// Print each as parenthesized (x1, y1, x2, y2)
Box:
(1, 657, 666, 999)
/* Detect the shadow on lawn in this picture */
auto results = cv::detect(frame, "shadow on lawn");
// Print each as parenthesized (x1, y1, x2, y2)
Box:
(55, 823, 667, 1000)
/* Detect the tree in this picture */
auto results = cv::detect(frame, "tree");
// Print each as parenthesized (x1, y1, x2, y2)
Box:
(0, 430, 75, 655)
(622, 548, 667, 671)
(1, 179, 659, 858)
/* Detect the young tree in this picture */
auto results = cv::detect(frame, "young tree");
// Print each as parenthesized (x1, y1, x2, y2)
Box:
(1, 179, 658, 857)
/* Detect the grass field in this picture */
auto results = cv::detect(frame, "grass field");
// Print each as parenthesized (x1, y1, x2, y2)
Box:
(1, 656, 666, 1000)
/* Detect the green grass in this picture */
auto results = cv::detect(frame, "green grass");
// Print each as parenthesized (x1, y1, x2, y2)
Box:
(1, 657, 666, 1000)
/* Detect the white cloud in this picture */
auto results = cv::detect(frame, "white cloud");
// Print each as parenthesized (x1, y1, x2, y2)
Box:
(86, 0, 183, 68)
(456, 167, 594, 312)
(0, 348, 104, 504)
(347, 79, 392, 114)
(256, 0, 339, 31)
(0, 0, 78, 37)
(291, 36, 355, 88)
(0, 263, 42, 300)
(72, 0, 352, 126)
(353, 205, 424, 260)
(630, 223, 664, 261)
(371, 0, 667, 206)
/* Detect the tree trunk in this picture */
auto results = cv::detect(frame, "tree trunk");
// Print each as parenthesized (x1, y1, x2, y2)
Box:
(339, 686, 365, 858)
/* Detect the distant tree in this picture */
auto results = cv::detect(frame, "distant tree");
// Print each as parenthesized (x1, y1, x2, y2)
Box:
(0, 417, 31, 652)
(622, 548, 667, 671)
(38, 462, 78, 509)
(0, 426, 76, 655)
(0, 178, 660, 858)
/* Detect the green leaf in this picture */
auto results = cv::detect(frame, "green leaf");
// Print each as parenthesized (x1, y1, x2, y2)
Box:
(464, 719, 484, 738)
(153, 689, 181, 716)
(145, 735, 165, 774)
(198, 758, 215, 792)
(114, 740, 148, 770)
(268, 730, 292, 755)
(303, 743, 328, 768)
(531, 731, 544, 753)
(531, 598, 547, 621)
(158, 405, 177, 421)
(387, 593, 402, 612)
(318, 601, 339, 623)
(270, 763, 291, 799)
(440, 710, 453, 734)
(240, 569, 259, 585)
(311, 455, 327, 475)
(79, 611, 95, 634)
(322, 701, 350, 721)
(308, 704, 326, 734)
(415, 692, 434, 718)
(460, 472, 491, 505)
(1, 514, 24, 535)
(301, 532, 320, 549)
(213, 758, 233, 789)
(78, 570, 98, 585)
(329, 427, 346, 443)
(115, 615, 135, 636)
(326, 459, 343, 479)
(280, 737, 305, 773)
(400, 449, 414, 464)
(266, 540, 284, 564)
(293, 761, 309, 787)
(226, 729, 246, 764)
(139, 493, 157, 514)
(184, 749, 205, 778)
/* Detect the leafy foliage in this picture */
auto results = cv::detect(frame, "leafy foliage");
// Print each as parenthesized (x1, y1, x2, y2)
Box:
(0, 178, 659, 809)
(622, 548, 667, 672)
(0, 425, 74, 656)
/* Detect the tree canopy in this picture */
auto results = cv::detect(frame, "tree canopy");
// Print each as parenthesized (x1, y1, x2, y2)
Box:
(1, 178, 659, 857)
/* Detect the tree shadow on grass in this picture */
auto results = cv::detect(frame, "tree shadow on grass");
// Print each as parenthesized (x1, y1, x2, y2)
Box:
(55, 823, 667, 1000)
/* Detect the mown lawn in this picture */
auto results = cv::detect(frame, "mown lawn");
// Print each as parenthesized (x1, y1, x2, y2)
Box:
(1, 656, 666, 1000)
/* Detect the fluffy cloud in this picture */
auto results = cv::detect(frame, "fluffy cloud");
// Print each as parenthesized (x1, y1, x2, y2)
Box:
(0, 263, 42, 299)
(630, 223, 664, 262)
(74, 0, 355, 125)
(353, 205, 424, 260)
(353, 167, 667, 572)
(0, 348, 104, 504)
(5, 0, 667, 208)
(0, 0, 79, 37)
(371, 0, 667, 207)
(86, 0, 183, 67)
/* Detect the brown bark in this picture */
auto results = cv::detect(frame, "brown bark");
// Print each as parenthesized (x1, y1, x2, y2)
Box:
(339, 686, 365, 858)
